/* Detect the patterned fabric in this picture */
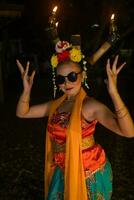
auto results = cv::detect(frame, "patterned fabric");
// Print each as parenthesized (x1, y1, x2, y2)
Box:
(47, 166, 64, 200)
(47, 161, 112, 200)
(86, 161, 113, 200)
(47, 111, 106, 174)
(46, 91, 112, 199)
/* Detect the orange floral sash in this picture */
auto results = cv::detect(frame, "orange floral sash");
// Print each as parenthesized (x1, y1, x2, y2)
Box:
(45, 87, 88, 200)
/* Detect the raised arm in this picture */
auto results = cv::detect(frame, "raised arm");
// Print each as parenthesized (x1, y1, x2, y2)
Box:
(95, 56, 134, 137)
(83, 56, 134, 137)
(16, 60, 51, 118)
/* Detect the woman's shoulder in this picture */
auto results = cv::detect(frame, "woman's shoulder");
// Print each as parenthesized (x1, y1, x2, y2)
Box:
(83, 96, 100, 107)
(82, 96, 105, 121)
(83, 95, 109, 113)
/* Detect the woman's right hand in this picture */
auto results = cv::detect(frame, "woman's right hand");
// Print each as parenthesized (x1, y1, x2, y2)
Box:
(16, 59, 36, 93)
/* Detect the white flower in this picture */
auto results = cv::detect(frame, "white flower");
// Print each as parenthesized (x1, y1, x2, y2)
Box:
(55, 41, 72, 53)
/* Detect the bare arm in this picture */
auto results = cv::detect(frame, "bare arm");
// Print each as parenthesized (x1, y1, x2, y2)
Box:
(16, 91, 52, 118)
(16, 60, 52, 118)
(94, 100, 134, 137)
(83, 56, 134, 137)
(104, 56, 134, 137)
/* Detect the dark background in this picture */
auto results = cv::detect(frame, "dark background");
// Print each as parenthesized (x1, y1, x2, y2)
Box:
(0, 0, 134, 199)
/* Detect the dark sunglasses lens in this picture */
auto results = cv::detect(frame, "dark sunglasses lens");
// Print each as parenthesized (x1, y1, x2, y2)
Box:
(56, 75, 65, 84)
(68, 72, 77, 82)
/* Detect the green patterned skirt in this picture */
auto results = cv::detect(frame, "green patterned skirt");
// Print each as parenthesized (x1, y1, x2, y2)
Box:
(47, 160, 113, 200)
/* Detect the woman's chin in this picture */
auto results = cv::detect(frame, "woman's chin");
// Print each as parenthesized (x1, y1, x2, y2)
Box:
(65, 88, 80, 97)
(65, 88, 73, 94)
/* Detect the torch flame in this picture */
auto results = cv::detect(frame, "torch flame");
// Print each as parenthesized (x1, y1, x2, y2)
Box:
(111, 14, 115, 20)
(53, 6, 58, 13)
(56, 22, 59, 27)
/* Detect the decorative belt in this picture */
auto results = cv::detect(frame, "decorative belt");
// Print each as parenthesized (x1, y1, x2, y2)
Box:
(52, 135, 95, 153)
(82, 135, 95, 150)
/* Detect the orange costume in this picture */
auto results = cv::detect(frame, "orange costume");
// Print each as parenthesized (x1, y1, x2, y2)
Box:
(45, 88, 112, 200)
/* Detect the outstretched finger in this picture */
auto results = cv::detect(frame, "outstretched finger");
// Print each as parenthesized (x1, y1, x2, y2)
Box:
(117, 62, 126, 74)
(24, 61, 30, 76)
(106, 59, 112, 75)
(30, 70, 36, 82)
(16, 59, 24, 74)
(112, 55, 119, 73)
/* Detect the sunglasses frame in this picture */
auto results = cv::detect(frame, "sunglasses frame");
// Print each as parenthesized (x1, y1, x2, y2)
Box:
(56, 71, 82, 85)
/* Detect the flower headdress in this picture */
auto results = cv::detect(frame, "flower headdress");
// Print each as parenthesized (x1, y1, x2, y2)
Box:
(50, 41, 84, 68)
(50, 40, 89, 98)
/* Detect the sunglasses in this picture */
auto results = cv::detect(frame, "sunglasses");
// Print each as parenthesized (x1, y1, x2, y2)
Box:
(56, 71, 82, 85)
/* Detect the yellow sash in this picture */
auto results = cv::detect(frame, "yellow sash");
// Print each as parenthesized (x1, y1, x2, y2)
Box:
(45, 87, 88, 200)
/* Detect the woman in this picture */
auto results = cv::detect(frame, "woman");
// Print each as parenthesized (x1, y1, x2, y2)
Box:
(16, 41, 134, 200)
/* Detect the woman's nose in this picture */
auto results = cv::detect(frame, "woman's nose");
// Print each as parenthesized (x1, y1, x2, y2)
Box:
(64, 77, 70, 85)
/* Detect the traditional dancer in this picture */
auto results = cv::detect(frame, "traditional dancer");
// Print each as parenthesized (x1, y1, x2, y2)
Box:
(16, 41, 134, 200)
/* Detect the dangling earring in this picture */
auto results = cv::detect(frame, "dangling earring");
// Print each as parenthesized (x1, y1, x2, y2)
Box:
(83, 60, 90, 89)
(52, 68, 57, 98)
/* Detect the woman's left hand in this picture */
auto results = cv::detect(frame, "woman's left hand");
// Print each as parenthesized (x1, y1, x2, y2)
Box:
(105, 55, 126, 95)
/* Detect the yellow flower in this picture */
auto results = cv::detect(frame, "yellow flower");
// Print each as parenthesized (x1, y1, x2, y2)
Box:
(50, 55, 58, 68)
(69, 48, 82, 62)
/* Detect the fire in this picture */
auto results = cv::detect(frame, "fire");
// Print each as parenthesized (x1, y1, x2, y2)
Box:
(111, 14, 115, 20)
(56, 22, 59, 27)
(53, 6, 58, 13)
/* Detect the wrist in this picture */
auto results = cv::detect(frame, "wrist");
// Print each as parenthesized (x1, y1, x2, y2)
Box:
(22, 90, 31, 97)
(115, 106, 128, 119)
(20, 91, 31, 102)
(108, 88, 119, 97)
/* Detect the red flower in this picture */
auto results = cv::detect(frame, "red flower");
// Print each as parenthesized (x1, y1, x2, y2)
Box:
(57, 51, 70, 63)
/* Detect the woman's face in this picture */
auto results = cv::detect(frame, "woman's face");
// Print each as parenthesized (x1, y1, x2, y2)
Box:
(56, 62, 83, 99)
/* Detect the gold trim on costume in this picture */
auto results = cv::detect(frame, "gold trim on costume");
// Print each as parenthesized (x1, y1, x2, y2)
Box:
(81, 135, 95, 150)
(52, 135, 95, 153)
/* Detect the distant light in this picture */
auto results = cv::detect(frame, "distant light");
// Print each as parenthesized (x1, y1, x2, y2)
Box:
(53, 6, 58, 13)
(56, 22, 59, 27)
(91, 24, 99, 28)
(111, 14, 115, 20)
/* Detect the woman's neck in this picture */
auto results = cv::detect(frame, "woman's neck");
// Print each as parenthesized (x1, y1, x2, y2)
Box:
(66, 96, 76, 101)
(66, 89, 81, 101)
